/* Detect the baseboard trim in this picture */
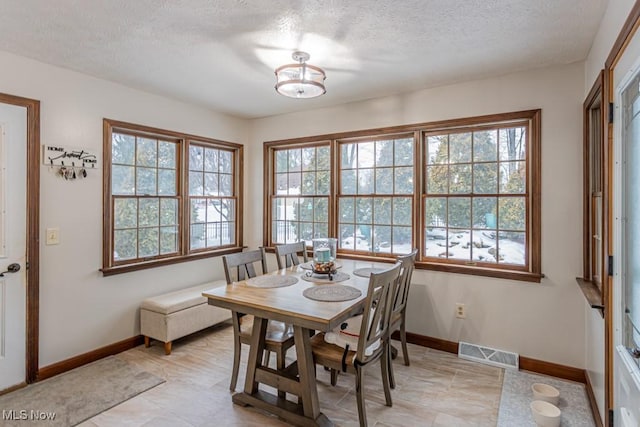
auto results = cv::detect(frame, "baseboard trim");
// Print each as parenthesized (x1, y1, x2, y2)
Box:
(37, 335, 144, 381)
(393, 331, 459, 354)
(0, 381, 27, 396)
(585, 371, 604, 427)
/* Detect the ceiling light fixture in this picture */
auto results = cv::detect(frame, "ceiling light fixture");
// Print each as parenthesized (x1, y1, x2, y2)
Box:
(275, 51, 326, 99)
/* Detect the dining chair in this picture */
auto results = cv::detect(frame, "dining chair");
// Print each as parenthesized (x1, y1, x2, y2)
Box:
(274, 241, 309, 269)
(388, 249, 418, 389)
(222, 248, 295, 394)
(310, 263, 401, 427)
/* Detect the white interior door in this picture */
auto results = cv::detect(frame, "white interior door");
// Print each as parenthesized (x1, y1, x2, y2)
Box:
(0, 103, 27, 391)
(613, 27, 640, 427)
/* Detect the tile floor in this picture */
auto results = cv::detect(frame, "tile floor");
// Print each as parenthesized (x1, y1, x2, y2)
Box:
(79, 322, 504, 426)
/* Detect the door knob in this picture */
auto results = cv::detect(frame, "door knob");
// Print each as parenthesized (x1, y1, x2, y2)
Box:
(0, 263, 20, 277)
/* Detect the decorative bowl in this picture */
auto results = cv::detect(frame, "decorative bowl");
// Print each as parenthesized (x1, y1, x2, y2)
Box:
(530, 400, 561, 427)
(531, 383, 560, 405)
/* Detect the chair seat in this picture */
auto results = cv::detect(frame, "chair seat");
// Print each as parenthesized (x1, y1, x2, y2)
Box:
(311, 332, 358, 370)
(240, 317, 294, 344)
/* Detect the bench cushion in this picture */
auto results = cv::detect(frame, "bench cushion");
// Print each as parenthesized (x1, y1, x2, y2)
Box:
(140, 280, 227, 315)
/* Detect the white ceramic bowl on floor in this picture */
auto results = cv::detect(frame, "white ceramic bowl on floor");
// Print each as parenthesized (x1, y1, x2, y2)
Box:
(530, 400, 561, 427)
(531, 382, 560, 405)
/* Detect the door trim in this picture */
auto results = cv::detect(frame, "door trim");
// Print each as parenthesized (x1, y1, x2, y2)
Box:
(0, 93, 40, 384)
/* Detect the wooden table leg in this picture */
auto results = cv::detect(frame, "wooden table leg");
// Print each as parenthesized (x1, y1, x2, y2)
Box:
(294, 325, 321, 419)
(243, 316, 268, 395)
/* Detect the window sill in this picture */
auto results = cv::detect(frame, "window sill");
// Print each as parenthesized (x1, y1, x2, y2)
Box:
(101, 246, 245, 276)
(575, 277, 604, 317)
(416, 261, 544, 283)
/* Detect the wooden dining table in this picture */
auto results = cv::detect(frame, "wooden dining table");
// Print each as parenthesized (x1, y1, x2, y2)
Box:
(202, 258, 392, 427)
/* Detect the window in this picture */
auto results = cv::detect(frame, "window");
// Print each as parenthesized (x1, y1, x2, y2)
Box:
(338, 136, 414, 254)
(264, 110, 541, 281)
(103, 120, 243, 275)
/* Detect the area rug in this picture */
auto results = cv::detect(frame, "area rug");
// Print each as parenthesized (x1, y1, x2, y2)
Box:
(0, 356, 165, 426)
(497, 369, 595, 426)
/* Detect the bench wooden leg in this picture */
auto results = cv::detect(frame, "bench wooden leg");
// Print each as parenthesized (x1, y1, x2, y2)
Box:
(144, 336, 150, 348)
(164, 341, 172, 355)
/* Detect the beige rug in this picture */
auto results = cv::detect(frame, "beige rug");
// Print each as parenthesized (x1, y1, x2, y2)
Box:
(0, 356, 164, 426)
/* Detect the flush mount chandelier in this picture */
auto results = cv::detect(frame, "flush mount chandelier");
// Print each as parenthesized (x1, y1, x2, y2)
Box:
(275, 51, 326, 99)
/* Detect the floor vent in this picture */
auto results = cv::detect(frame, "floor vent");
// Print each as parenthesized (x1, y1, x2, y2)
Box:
(458, 341, 519, 370)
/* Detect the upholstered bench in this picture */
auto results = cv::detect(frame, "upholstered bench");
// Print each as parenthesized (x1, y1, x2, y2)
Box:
(140, 280, 230, 355)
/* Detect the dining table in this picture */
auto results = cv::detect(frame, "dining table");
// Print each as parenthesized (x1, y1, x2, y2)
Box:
(202, 258, 393, 427)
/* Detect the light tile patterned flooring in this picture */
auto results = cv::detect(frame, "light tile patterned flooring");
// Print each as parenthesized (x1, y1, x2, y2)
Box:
(79, 322, 503, 426)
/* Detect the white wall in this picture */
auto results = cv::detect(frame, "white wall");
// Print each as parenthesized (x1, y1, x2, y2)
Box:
(583, 0, 636, 421)
(0, 51, 248, 366)
(249, 62, 586, 367)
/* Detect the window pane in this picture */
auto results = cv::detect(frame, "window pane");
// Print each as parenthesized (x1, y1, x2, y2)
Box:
(158, 169, 176, 195)
(358, 143, 375, 168)
(138, 227, 159, 257)
(374, 198, 391, 224)
(498, 231, 526, 265)
(112, 165, 135, 195)
(300, 222, 314, 242)
(356, 197, 373, 224)
(394, 167, 413, 194)
(340, 197, 355, 223)
(112, 134, 135, 165)
(276, 150, 288, 173)
(499, 127, 526, 161)
(136, 167, 157, 195)
(317, 146, 330, 170)
(392, 227, 412, 253)
(317, 171, 330, 195)
(206, 222, 221, 247)
(340, 224, 356, 250)
(299, 198, 314, 222)
(498, 197, 526, 230)
(220, 173, 233, 196)
(204, 148, 218, 172)
(160, 199, 177, 226)
(302, 172, 316, 194)
(206, 199, 222, 222)
(302, 147, 316, 171)
(160, 226, 178, 254)
(427, 135, 448, 165)
(473, 130, 498, 162)
(114, 198, 137, 228)
(315, 222, 328, 239)
(426, 165, 448, 194)
(374, 225, 391, 252)
(448, 197, 471, 228)
(191, 199, 205, 223)
(205, 172, 219, 196)
(276, 173, 288, 195)
(158, 141, 176, 169)
(449, 132, 472, 163)
(449, 164, 471, 194)
(500, 161, 526, 194)
(394, 138, 413, 166)
(341, 170, 357, 194)
(425, 227, 447, 257)
(219, 150, 232, 173)
(473, 197, 497, 229)
(425, 197, 447, 228)
(190, 223, 205, 250)
(473, 163, 498, 194)
(189, 171, 204, 196)
(289, 149, 302, 172)
(448, 229, 470, 261)
(376, 140, 393, 167)
(314, 198, 328, 223)
(137, 137, 157, 167)
(189, 145, 204, 171)
(222, 199, 235, 223)
(376, 168, 393, 194)
(342, 144, 356, 169)
(287, 172, 301, 195)
(223, 221, 235, 245)
(393, 197, 412, 226)
(139, 198, 159, 227)
(114, 229, 137, 260)
(358, 169, 374, 194)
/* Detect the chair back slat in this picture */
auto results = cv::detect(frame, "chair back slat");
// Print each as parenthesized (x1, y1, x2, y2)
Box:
(275, 241, 309, 269)
(356, 263, 401, 364)
(392, 249, 418, 317)
(222, 248, 268, 284)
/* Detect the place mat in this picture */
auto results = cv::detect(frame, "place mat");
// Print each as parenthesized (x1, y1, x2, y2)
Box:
(245, 275, 299, 288)
(301, 271, 350, 283)
(352, 267, 387, 278)
(299, 261, 342, 270)
(303, 285, 362, 302)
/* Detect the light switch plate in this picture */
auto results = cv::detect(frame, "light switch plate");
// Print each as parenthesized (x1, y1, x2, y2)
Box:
(46, 228, 60, 245)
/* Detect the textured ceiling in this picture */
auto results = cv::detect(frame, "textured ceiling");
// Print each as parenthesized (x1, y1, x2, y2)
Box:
(0, 0, 608, 119)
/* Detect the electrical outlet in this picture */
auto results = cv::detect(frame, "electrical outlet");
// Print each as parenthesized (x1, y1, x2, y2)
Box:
(456, 303, 466, 319)
(46, 228, 60, 245)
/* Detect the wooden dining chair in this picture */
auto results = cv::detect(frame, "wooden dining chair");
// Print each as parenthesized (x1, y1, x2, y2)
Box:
(310, 263, 401, 427)
(388, 248, 418, 389)
(274, 241, 309, 269)
(222, 248, 295, 393)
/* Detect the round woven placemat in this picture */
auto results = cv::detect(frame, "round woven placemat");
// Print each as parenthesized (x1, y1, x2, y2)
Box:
(245, 275, 299, 288)
(303, 285, 362, 302)
(299, 261, 342, 270)
(352, 267, 387, 278)
(301, 271, 350, 283)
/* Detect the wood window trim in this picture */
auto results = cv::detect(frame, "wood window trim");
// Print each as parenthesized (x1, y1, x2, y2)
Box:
(102, 119, 244, 276)
(262, 110, 542, 282)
